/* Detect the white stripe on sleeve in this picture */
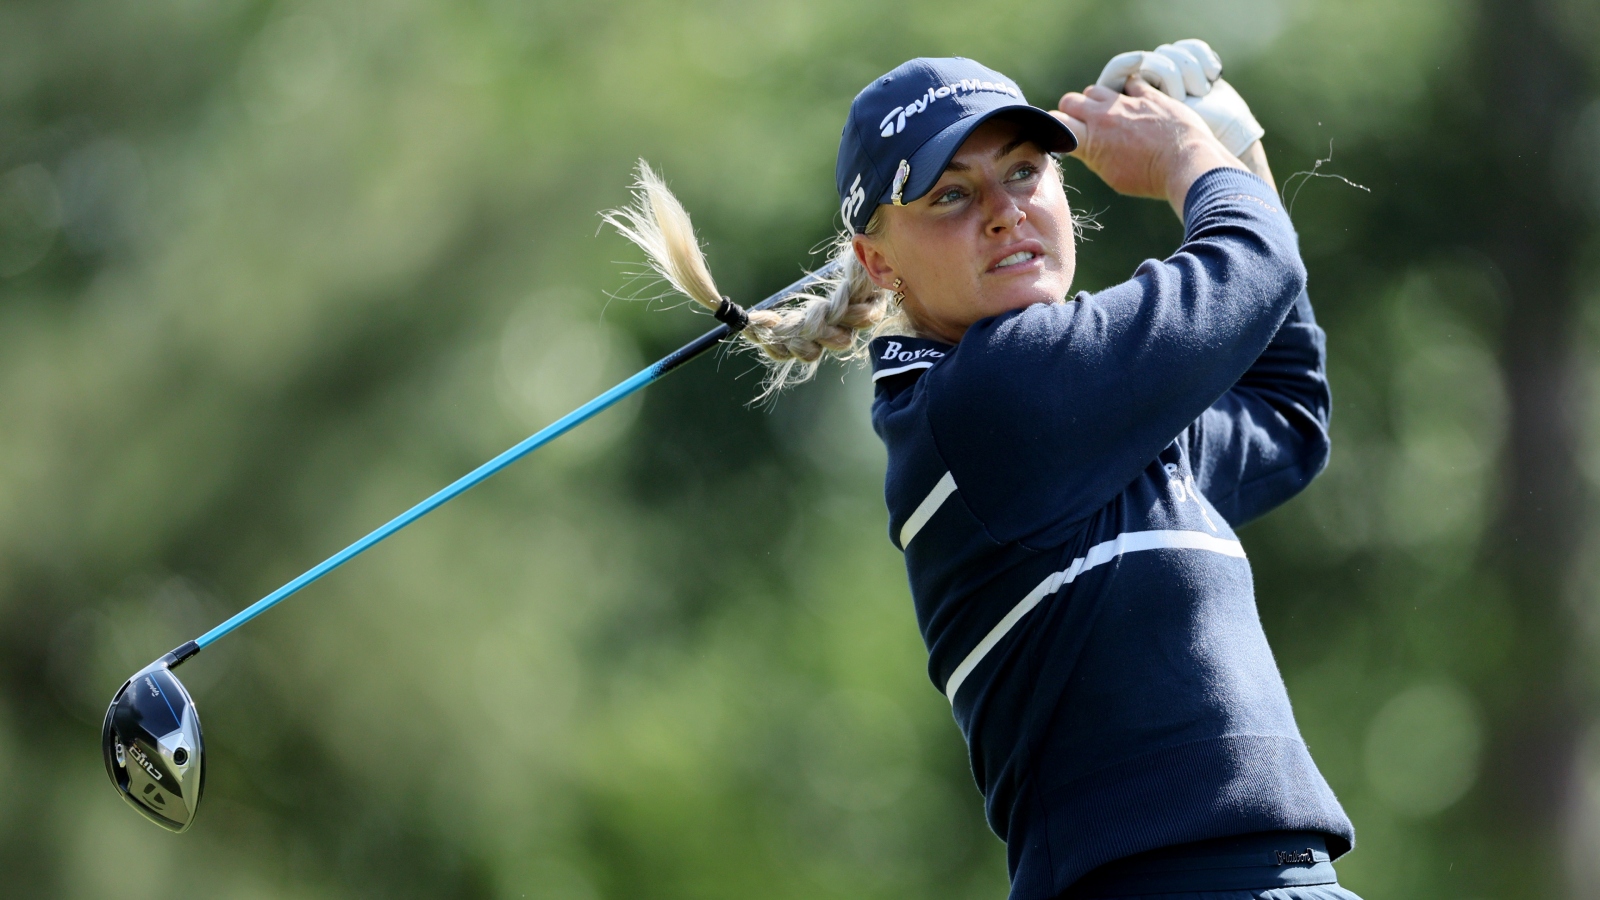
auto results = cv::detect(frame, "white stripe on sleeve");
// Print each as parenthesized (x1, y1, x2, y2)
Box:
(899, 471, 957, 548)
(942, 530, 1246, 703)
(872, 361, 937, 381)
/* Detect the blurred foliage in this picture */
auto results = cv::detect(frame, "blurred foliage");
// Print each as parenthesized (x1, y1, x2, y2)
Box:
(0, 0, 1597, 897)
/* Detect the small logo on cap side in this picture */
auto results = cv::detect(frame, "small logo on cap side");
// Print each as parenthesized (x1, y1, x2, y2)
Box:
(841, 173, 866, 224)
(891, 160, 911, 206)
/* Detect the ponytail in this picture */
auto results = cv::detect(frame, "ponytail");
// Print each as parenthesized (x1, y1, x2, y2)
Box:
(602, 162, 899, 399)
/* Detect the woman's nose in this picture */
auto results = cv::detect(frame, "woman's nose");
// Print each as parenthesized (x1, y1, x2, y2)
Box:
(986, 190, 1025, 233)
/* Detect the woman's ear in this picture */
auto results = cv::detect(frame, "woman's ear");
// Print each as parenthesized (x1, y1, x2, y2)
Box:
(852, 233, 899, 292)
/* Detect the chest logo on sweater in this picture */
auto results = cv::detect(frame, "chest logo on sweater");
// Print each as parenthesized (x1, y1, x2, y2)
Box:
(879, 341, 945, 365)
(1164, 463, 1218, 533)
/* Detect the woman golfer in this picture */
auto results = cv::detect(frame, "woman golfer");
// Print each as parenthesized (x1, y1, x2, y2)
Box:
(612, 40, 1357, 900)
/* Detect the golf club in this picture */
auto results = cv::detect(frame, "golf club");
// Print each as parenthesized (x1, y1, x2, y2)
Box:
(103, 261, 838, 832)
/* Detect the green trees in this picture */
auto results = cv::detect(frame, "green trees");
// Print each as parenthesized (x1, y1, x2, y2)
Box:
(0, 0, 1595, 896)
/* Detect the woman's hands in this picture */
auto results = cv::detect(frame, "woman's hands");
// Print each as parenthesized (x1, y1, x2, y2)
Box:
(1094, 40, 1266, 159)
(1052, 79, 1245, 218)
(1060, 39, 1275, 210)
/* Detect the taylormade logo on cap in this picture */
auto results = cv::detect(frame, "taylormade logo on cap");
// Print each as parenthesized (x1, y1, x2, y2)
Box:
(878, 79, 1022, 137)
(835, 57, 1075, 234)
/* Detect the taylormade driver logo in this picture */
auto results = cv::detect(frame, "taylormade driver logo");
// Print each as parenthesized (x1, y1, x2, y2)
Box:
(880, 341, 945, 364)
(879, 79, 1021, 137)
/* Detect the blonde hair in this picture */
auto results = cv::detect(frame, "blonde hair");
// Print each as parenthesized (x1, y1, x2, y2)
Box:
(601, 161, 901, 399)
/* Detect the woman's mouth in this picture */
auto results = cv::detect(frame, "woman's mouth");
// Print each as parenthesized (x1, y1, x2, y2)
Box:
(993, 251, 1038, 270)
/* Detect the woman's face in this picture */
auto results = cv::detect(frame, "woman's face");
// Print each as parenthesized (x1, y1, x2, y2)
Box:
(853, 117, 1076, 344)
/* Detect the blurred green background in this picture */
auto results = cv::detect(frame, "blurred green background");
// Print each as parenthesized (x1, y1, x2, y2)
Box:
(2, 0, 1597, 896)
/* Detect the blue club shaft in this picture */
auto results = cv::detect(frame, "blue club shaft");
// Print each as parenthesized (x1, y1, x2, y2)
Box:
(179, 265, 836, 658)
(194, 366, 654, 648)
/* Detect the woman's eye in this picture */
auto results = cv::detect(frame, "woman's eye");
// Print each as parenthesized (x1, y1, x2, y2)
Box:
(1008, 164, 1039, 182)
(931, 186, 965, 204)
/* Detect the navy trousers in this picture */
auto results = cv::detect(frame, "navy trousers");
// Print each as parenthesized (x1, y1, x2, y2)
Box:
(1059, 832, 1363, 900)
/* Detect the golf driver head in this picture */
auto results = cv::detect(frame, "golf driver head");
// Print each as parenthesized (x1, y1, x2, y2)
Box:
(102, 658, 204, 832)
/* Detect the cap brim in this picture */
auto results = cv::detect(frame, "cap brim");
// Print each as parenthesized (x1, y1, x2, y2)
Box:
(878, 105, 1078, 209)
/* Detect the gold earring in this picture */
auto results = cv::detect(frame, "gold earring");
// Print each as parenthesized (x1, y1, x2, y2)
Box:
(891, 278, 905, 307)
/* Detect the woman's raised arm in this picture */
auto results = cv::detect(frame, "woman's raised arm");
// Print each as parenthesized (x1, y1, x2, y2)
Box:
(923, 167, 1306, 546)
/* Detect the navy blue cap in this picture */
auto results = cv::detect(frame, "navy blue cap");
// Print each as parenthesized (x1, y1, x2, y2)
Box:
(836, 57, 1077, 233)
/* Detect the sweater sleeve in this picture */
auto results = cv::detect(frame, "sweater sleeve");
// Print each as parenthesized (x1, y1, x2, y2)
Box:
(1185, 286, 1331, 527)
(924, 168, 1306, 546)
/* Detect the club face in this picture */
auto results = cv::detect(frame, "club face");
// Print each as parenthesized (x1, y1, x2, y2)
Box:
(102, 662, 205, 832)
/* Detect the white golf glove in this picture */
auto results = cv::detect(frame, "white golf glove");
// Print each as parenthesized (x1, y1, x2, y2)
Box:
(1094, 38, 1264, 157)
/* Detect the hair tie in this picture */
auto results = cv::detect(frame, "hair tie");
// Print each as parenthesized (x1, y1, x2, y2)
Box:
(714, 297, 750, 331)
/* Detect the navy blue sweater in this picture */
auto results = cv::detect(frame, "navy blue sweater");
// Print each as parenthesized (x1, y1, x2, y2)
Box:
(867, 168, 1353, 898)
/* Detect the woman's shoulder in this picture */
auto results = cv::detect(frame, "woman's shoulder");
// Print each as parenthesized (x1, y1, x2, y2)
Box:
(925, 298, 1108, 388)
(868, 335, 951, 440)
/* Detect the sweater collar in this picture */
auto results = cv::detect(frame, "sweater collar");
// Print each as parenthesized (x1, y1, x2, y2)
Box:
(869, 335, 952, 383)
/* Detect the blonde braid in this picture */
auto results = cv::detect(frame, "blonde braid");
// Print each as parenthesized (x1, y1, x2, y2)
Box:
(602, 161, 900, 398)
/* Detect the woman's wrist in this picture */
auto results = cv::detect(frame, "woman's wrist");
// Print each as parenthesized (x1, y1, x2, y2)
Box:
(1164, 137, 1247, 218)
(1235, 141, 1275, 192)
